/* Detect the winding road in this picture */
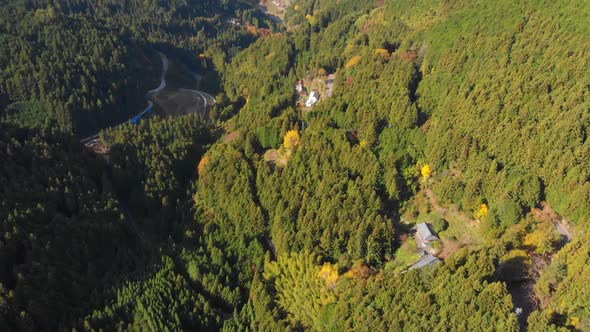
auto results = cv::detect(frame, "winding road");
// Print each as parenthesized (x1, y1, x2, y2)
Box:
(179, 88, 215, 108)
(149, 53, 169, 94)
(81, 52, 214, 146)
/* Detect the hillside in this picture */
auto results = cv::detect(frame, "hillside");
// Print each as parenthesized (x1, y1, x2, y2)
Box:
(1, 0, 590, 331)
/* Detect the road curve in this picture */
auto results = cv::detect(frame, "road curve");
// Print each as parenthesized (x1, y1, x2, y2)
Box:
(178, 88, 216, 108)
(81, 53, 169, 143)
(149, 53, 169, 94)
(81, 52, 214, 144)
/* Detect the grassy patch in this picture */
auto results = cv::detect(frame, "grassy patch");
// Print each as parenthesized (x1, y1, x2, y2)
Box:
(386, 238, 420, 273)
(1, 99, 49, 129)
(407, 187, 485, 254)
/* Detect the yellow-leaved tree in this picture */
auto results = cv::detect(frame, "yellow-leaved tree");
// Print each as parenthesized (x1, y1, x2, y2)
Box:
(318, 263, 339, 289)
(421, 164, 432, 181)
(374, 48, 391, 59)
(345, 55, 362, 69)
(264, 252, 338, 328)
(305, 14, 318, 26)
(523, 220, 560, 255)
(197, 156, 210, 175)
(283, 130, 301, 149)
(475, 203, 489, 219)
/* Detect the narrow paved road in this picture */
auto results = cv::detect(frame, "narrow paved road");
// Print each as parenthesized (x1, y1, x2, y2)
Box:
(81, 52, 214, 145)
(178, 88, 215, 108)
(80, 52, 169, 143)
(149, 53, 169, 94)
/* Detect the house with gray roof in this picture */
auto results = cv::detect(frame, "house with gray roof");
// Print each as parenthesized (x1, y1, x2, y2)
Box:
(409, 254, 441, 270)
(415, 222, 439, 250)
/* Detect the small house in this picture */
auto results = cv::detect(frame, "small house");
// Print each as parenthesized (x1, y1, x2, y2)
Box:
(305, 91, 319, 108)
(296, 80, 304, 93)
(226, 18, 241, 26)
(409, 254, 441, 270)
(415, 222, 439, 249)
(414, 222, 441, 256)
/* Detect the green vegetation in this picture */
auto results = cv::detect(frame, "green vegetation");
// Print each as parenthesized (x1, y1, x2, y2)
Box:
(228, 248, 518, 331)
(0, 0, 269, 135)
(2, 0, 590, 330)
(530, 235, 590, 331)
(0, 124, 140, 329)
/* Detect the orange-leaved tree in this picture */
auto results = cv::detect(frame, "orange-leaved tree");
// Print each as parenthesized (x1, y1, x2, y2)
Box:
(198, 156, 210, 175)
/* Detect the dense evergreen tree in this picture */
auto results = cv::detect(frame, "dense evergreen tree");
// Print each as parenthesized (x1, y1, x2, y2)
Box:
(2, 0, 590, 330)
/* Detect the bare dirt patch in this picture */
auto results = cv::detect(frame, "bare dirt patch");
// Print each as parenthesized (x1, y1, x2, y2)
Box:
(222, 131, 241, 143)
(532, 201, 573, 242)
(264, 148, 290, 167)
(438, 239, 461, 259)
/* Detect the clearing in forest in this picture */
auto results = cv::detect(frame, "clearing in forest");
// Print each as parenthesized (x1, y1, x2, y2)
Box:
(404, 186, 483, 259)
(263, 148, 291, 167)
(152, 89, 213, 120)
(222, 130, 241, 143)
(532, 201, 574, 245)
(150, 56, 214, 121)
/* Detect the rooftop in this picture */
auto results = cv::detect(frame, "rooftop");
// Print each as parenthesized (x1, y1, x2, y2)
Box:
(416, 222, 438, 242)
(409, 254, 440, 270)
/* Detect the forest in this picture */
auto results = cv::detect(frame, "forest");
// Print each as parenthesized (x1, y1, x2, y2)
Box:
(1, 0, 590, 331)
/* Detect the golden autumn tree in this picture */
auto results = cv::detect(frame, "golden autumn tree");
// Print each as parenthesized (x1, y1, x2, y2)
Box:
(523, 220, 560, 254)
(569, 317, 582, 330)
(318, 263, 339, 289)
(475, 203, 489, 219)
(305, 14, 318, 26)
(345, 55, 362, 69)
(374, 48, 391, 59)
(283, 130, 301, 149)
(421, 164, 432, 181)
(198, 156, 210, 175)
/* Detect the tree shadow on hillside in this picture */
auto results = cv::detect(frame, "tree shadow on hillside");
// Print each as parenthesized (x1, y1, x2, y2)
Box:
(496, 256, 540, 332)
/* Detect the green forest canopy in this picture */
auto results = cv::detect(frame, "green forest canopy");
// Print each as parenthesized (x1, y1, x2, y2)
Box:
(1, 0, 590, 331)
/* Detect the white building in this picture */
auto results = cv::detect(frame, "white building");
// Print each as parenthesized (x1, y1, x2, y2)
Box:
(305, 91, 319, 108)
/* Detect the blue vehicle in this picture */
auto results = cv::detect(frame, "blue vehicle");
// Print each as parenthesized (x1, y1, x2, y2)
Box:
(131, 114, 143, 124)
(131, 105, 153, 124)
